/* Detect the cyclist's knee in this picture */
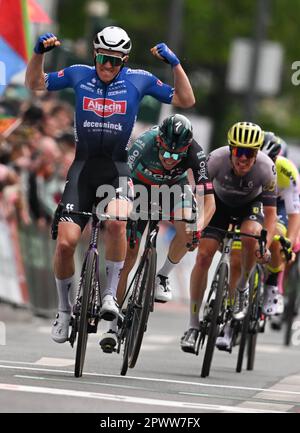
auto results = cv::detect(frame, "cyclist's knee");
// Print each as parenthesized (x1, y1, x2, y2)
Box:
(195, 248, 214, 269)
(174, 230, 191, 245)
(56, 224, 80, 256)
(105, 220, 127, 238)
(241, 235, 257, 252)
(55, 239, 77, 259)
(231, 251, 241, 273)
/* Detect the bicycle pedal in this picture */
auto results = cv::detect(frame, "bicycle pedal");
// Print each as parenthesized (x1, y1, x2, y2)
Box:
(101, 344, 115, 354)
(216, 344, 232, 353)
(100, 338, 117, 354)
(100, 311, 118, 321)
(181, 345, 197, 355)
(87, 324, 97, 333)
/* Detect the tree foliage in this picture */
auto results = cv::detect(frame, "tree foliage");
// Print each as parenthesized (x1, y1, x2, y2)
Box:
(56, 0, 300, 141)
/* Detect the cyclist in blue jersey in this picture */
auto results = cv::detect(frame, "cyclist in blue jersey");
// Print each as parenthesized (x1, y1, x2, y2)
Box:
(25, 26, 195, 344)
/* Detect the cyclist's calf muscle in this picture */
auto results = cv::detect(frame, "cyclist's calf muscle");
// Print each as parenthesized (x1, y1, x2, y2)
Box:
(54, 221, 81, 279)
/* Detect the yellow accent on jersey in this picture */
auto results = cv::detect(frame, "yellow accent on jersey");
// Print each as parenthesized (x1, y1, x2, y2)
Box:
(276, 156, 298, 189)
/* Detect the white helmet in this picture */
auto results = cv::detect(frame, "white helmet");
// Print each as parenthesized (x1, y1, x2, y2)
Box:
(93, 26, 132, 55)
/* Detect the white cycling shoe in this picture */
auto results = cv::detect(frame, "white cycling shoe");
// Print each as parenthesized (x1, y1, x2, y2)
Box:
(216, 323, 233, 352)
(154, 275, 172, 303)
(51, 311, 71, 343)
(262, 285, 280, 316)
(100, 295, 119, 321)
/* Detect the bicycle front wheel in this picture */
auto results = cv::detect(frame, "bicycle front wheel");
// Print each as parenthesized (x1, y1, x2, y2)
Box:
(236, 267, 258, 373)
(201, 262, 228, 378)
(128, 247, 155, 369)
(246, 266, 264, 371)
(75, 252, 97, 378)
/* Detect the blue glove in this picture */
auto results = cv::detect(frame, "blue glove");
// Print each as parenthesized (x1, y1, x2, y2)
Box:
(34, 33, 59, 54)
(155, 43, 180, 67)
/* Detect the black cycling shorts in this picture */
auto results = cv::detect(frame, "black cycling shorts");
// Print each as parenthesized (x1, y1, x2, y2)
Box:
(202, 193, 264, 243)
(58, 157, 133, 230)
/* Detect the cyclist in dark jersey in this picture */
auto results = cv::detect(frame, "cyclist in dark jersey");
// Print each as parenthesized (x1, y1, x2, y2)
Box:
(25, 26, 195, 345)
(98, 114, 215, 352)
(125, 114, 214, 300)
(127, 112, 215, 288)
(181, 122, 278, 353)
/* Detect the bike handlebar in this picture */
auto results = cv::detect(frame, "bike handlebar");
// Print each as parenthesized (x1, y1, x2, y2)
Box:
(51, 202, 110, 240)
(205, 225, 268, 259)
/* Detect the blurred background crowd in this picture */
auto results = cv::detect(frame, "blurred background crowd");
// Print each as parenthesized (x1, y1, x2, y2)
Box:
(0, 94, 74, 228)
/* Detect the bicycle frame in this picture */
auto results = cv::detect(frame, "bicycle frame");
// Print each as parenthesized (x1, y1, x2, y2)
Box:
(198, 221, 267, 377)
(197, 221, 240, 354)
(69, 213, 102, 347)
(119, 213, 197, 375)
(51, 202, 112, 377)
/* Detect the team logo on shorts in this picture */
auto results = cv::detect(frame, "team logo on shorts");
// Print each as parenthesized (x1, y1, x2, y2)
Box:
(83, 97, 127, 118)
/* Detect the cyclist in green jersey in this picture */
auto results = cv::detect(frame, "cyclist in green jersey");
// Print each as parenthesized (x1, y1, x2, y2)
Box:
(99, 114, 216, 352)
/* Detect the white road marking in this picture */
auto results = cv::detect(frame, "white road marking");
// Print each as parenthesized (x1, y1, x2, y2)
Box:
(0, 382, 283, 413)
(14, 374, 299, 410)
(0, 361, 299, 397)
(34, 358, 74, 367)
(255, 344, 282, 354)
(14, 375, 151, 392)
(38, 328, 176, 346)
(137, 344, 162, 351)
(237, 372, 300, 409)
(237, 401, 294, 412)
(144, 335, 175, 343)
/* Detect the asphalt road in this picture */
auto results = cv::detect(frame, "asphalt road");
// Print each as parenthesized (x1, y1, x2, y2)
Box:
(0, 301, 300, 416)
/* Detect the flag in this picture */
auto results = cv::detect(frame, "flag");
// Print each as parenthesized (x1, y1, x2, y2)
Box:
(0, 0, 31, 95)
(28, 0, 52, 24)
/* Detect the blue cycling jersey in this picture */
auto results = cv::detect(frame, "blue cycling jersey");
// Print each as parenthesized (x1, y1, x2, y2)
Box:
(45, 65, 174, 161)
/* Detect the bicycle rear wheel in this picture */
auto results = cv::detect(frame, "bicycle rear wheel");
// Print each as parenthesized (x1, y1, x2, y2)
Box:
(120, 333, 129, 376)
(128, 247, 155, 369)
(201, 263, 228, 378)
(74, 252, 97, 378)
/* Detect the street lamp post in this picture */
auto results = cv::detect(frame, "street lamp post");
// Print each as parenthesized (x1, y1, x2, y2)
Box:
(244, 0, 270, 121)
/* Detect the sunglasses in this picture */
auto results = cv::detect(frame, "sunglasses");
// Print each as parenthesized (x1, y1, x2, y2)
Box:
(95, 53, 125, 67)
(232, 147, 257, 159)
(160, 149, 185, 161)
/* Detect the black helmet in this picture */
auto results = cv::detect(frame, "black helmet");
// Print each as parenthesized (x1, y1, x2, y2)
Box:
(158, 114, 193, 153)
(261, 131, 281, 161)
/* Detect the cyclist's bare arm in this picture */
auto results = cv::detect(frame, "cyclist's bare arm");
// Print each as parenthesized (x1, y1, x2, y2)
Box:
(171, 64, 195, 108)
(282, 181, 300, 246)
(25, 34, 60, 90)
(263, 205, 277, 248)
(25, 53, 46, 90)
(287, 213, 300, 247)
(197, 193, 215, 231)
(151, 43, 195, 108)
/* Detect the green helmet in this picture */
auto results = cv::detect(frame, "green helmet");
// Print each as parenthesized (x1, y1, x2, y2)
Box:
(158, 114, 193, 153)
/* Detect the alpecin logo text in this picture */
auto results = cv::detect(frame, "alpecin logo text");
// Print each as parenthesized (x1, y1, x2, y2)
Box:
(83, 97, 127, 118)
